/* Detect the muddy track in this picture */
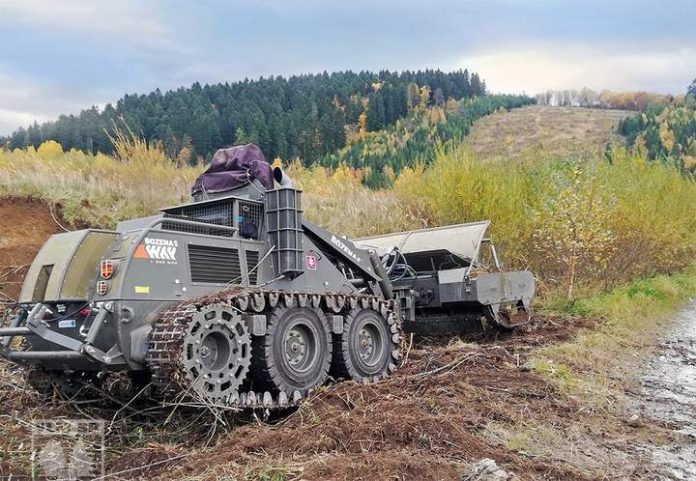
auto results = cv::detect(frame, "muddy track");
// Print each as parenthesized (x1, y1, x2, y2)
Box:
(637, 304, 696, 480)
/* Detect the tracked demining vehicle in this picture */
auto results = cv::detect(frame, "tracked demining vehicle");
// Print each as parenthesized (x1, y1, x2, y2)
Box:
(0, 144, 534, 409)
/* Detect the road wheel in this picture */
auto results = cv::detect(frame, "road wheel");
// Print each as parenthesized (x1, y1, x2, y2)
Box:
(331, 308, 398, 383)
(180, 304, 252, 403)
(251, 307, 331, 396)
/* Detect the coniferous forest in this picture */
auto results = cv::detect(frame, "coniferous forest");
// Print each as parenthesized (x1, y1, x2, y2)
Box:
(617, 81, 696, 172)
(2, 69, 486, 165)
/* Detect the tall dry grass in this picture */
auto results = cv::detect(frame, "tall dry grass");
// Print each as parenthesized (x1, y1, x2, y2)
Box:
(284, 160, 420, 237)
(0, 132, 199, 227)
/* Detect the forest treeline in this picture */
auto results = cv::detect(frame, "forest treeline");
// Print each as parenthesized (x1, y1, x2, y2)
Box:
(321, 94, 533, 188)
(1, 69, 485, 164)
(536, 88, 685, 111)
(618, 79, 696, 172)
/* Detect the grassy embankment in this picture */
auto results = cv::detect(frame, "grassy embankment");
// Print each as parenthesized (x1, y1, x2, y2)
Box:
(0, 133, 199, 227)
(536, 266, 696, 396)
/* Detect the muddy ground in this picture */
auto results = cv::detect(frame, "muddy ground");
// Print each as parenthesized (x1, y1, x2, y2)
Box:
(1, 198, 695, 480)
(637, 304, 696, 480)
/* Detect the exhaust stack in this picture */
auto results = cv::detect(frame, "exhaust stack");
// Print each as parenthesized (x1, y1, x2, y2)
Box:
(273, 167, 294, 188)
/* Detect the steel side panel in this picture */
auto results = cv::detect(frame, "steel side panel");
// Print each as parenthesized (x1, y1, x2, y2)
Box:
(356, 221, 490, 261)
(20, 231, 88, 303)
(470, 271, 536, 307)
(60, 231, 119, 300)
(437, 268, 478, 304)
(112, 230, 266, 301)
(302, 221, 380, 282)
(436, 269, 535, 307)
(266, 236, 359, 293)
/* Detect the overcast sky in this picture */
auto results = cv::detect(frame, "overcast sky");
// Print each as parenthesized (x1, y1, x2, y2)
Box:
(0, 0, 694, 135)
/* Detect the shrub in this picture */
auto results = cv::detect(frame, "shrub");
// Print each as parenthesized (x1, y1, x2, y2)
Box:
(393, 143, 696, 296)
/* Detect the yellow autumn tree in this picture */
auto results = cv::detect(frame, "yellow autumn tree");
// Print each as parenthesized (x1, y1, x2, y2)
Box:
(533, 166, 616, 299)
(357, 112, 368, 136)
(658, 120, 675, 153)
(418, 86, 431, 112)
(37, 140, 63, 156)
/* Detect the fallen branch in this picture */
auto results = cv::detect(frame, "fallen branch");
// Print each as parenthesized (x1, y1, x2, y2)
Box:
(413, 352, 480, 378)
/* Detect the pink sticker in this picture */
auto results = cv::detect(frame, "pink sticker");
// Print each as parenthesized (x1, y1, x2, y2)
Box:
(305, 254, 318, 271)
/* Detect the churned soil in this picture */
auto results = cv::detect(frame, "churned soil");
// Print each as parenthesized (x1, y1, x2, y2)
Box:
(109, 319, 597, 481)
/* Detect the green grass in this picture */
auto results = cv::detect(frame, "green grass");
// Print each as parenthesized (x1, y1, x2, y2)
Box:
(243, 464, 295, 481)
(532, 265, 696, 399)
(484, 267, 696, 469)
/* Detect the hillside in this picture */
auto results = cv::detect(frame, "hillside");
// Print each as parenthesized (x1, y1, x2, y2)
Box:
(322, 94, 534, 187)
(464, 106, 631, 160)
(619, 102, 696, 171)
(1, 69, 485, 164)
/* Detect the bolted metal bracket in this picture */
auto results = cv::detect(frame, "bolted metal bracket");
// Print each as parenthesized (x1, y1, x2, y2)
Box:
(330, 315, 343, 335)
(242, 314, 267, 336)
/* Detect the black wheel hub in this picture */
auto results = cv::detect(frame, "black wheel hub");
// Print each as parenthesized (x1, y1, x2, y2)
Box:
(357, 324, 383, 367)
(262, 307, 331, 395)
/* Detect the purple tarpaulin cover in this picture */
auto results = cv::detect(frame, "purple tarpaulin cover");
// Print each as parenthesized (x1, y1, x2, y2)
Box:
(191, 144, 274, 197)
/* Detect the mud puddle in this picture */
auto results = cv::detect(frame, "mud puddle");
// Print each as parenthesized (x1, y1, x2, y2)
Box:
(639, 302, 696, 480)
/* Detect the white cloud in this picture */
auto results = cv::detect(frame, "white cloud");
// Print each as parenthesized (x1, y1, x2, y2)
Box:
(0, 73, 110, 135)
(0, 109, 50, 136)
(462, 43, 696, 95)
(0, 0, 170, 43)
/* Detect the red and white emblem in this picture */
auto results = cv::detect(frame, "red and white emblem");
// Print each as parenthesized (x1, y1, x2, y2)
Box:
(305, 254, 318, 271)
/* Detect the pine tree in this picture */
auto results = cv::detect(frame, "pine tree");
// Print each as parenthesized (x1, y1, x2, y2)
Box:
(688, 78, 696, 100)
(5, 69, 486, 161)
(234, 126, 248, 145)
(366, 92, 386, 131)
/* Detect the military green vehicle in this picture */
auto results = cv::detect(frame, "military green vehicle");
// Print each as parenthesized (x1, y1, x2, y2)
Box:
(0, 145, 534, 409)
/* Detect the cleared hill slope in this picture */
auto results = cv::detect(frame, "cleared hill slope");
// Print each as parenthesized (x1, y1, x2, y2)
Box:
(465, 106, 631, 160)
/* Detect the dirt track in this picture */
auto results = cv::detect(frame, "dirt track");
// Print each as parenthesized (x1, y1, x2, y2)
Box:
(1, 198, 695, 480)
(638, 304, 696, 480)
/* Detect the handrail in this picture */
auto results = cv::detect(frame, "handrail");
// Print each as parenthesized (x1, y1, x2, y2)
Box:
(130, 216, 238, 246)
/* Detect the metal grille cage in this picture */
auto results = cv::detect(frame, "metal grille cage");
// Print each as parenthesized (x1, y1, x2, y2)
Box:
(238, 201, 263, 239)
(161, 197, 263, 239)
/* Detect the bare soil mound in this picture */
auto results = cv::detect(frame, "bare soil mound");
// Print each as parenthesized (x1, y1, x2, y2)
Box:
(0, 198, 65, 303)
